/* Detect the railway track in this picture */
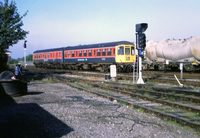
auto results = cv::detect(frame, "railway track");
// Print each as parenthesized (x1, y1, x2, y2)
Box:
(143, 70, 200, 79)
(61, 71, 200, 87)
(23, 66, 200, 87)
(50, 74, 200, 131)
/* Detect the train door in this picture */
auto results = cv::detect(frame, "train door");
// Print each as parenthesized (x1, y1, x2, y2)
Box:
(62, 48, 64, 63)
(130, 46, 136, 62)
(115, 45, 125, 63)
(125, 46, 131, 62)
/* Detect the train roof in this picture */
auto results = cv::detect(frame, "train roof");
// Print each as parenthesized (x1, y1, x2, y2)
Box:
(33, 41, 133, 53)
(64, 41, 133, 50)
(33, 47, 63, 53)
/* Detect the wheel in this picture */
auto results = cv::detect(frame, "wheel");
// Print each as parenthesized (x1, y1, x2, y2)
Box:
(142, 64, 149, 71)
(158, 64, 164, 71)
(154, 65, 158, 71)
(184, 65, 195, 72)
(126, 66, 131, 73)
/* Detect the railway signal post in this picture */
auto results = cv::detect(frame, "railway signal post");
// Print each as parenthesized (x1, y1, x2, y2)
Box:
(180, 63, 183, 79)
(24, 40, 27, 67)
(135, 23, 148, 84)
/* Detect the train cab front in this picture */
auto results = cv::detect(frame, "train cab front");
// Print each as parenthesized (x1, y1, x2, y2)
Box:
(115, 44, 136, 63)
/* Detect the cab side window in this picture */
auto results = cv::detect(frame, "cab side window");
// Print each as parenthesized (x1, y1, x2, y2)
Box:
(131, 47, 135, 55)
(125, 48, 130, 55)
(118, 46, 124, 55)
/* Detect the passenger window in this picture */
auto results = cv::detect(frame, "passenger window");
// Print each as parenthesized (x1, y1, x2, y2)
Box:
(79, 51, 82, 57)
(125, 48, 130, 55)
(102, 49, 106, 56)
(131, 47, 135, 55)
(89, 50, 92, 56)
(68, 52, 70, 57)
(97, 49, 101, 56)
(113, 49, 115, 55)
(84, 50, 87, 57)
(107, 49, 111, 56)
(72, 51, 75, 57)
(118, 46, 124, 55)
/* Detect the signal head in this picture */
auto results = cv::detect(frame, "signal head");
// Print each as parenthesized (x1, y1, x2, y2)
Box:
(136, 23, 148, 33)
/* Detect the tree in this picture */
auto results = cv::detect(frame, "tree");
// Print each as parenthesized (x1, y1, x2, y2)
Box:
(0, 0, 28, 53)
(22, 54, 33, 61)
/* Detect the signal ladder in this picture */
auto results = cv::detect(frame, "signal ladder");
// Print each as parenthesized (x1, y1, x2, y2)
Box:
(133, 55, 139, 83)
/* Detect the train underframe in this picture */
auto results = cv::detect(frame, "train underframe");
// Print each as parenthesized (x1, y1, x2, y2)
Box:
(142, 61, 200, 72)
(34, 62, 135, 73)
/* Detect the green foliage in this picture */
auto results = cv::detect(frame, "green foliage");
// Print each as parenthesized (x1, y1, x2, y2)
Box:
(0, 0, 28, 53)
(26, 54, 33, 61)
(8, 54, 33, 65)
(22, 54, 33, 61)
(8, 58, 18, 64)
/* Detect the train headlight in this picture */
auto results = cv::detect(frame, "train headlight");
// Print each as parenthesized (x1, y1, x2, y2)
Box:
(126, 57, 130, 61)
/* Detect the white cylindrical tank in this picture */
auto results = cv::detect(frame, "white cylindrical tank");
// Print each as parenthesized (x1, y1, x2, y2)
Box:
(145, 36, 200, 62)
(190, 36, 200, 60)
(145, 40, 158, 61)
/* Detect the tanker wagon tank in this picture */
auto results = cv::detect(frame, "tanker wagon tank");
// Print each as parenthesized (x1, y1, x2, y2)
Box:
(144, 36, 200, 71)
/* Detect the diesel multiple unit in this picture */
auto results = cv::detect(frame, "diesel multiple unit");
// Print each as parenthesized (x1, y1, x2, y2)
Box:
(33, 41, 136, 72)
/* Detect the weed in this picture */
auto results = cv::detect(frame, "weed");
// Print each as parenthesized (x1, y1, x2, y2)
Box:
(119, 101, 126, 105)
(136, 108, 145, 113)
(42, 78, 54, 83)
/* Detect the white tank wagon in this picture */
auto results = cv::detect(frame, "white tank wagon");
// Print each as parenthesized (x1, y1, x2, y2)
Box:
(144, 36, 200, 71)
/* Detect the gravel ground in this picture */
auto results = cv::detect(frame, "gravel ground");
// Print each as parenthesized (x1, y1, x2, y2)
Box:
(0, 81, 199, 138)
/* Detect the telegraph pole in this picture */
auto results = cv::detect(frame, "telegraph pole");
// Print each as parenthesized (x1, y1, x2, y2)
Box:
(135, 23, 148, 84)
(24, 40, 27, 67)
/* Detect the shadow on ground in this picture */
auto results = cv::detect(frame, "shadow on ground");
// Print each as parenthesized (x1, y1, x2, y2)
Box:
(0, 95, 74, 137)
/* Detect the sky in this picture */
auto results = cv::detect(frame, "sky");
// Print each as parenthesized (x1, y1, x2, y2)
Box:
(7, 0, 200, 59)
